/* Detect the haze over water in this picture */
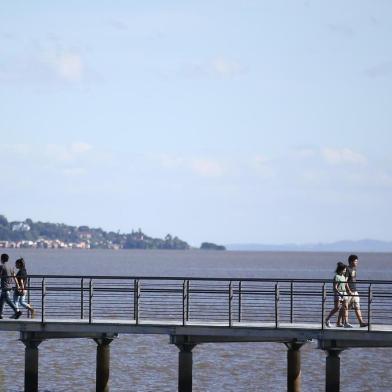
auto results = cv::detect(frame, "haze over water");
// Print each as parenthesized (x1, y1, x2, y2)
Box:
(0, 249, 391, 391)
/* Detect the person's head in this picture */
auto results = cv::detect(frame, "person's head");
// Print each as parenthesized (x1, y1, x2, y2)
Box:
(336, 262, 347, 275)
(348, 254, 358, 267)
(15, 258, 25, 270)
(0, 254, 9, 264)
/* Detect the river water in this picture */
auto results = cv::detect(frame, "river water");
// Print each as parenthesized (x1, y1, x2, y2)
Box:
(0, 249, 391, 391)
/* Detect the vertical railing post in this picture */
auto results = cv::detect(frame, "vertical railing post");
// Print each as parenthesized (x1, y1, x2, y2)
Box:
(89, 278, 93, 324)
(368, 284, 372, 332)
(275, 282, 280, 328)
(134, 279, 140, 325)
(186, 280, 190, 322)
(229, 281, 233, 327)
(80, 278, 84, 319)
(27, 277, 31, 318)
(41, 278, 46, 323)
(238, 280, 242, 322)
(322, 283, 326, 330)
(182, 280, 187, 326)
(290, 281, 294, 324)
(133, 279, 137, 321)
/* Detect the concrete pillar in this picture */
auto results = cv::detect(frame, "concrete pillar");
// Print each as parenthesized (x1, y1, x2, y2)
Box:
(325, 349, 343, 392)
(176, 343, 196, 392)
(94, 338, 113, 392)
(21, 337, 42, 392)
(285, 342, 304, 392)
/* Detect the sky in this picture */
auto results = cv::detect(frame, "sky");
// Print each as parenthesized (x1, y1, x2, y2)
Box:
(0, 1, 391, 247)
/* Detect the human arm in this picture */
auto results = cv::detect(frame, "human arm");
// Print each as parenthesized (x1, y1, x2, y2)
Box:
(333, 275, 340, 295)
(14, 271, 26, 294)
(345, 281, 353, 296)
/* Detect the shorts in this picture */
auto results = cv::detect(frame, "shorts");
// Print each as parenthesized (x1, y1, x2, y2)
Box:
(334, 291, 348, 303)
(348, 291, 360, 309)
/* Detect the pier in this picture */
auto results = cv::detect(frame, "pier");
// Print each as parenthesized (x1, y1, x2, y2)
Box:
(1, 275, 392, 391)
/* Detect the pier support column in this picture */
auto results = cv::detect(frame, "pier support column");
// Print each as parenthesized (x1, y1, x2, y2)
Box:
(94, 337, 114, 392)
(285, 342, 305, 392)
(325, 349, 344, 392)
(176, 343, 196, 392)
(20, 334, 43, 392)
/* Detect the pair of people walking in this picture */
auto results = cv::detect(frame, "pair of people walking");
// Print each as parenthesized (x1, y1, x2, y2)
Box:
(0, 253, 34, 319)
(325, 254, 368, 328)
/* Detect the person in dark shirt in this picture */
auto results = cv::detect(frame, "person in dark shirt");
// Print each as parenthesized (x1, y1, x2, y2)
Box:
(0, 253, 21, 319)
(13, 258, 35, 317)
(346, 254, 368, 327)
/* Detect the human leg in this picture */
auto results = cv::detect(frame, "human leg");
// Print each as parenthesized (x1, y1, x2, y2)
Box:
(13, 290, 20, 311)
(352, 292, 368, 326)
(4, 290, 21, 318)
(325, 298, 341, 326)
(342, 298, 353, 327)
(0, 291, 6, 318)
(19, 294, 34, 313)
(5, 290, 18, 312)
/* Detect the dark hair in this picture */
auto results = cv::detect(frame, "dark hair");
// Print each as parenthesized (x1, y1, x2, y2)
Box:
(335, 262, 347, 274)
(1, 254, 9, 263)
(348, 254, 358, 265)
(16, 258, 25, 269)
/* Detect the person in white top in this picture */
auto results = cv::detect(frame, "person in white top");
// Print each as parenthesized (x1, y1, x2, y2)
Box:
(325, 262, 353, 328)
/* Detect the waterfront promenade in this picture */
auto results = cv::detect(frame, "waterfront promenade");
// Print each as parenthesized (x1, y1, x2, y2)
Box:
(1, 275, 392, 392)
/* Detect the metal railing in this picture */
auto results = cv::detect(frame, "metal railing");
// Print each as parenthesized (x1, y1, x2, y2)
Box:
(11, 275, 391, 330)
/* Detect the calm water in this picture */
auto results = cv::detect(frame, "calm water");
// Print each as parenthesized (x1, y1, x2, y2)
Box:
(0, 249, 391, 391)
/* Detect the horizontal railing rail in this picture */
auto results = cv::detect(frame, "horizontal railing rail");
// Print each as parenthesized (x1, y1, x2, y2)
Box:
(0, 275, 390, 331)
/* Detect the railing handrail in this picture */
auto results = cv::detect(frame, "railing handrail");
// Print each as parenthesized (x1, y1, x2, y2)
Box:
(12, 274, 392, 285)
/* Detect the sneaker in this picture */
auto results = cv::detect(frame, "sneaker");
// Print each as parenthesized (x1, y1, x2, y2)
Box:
(336, 323, 343, 327)
(0, 315, 3, 319)
(11, 311, 22, 319)
(344, 322, 353, 328)
(360, 322, 369, 328)
(325, 320, 331, 328)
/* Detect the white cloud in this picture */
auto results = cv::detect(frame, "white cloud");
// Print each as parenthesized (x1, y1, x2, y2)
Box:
(294, 147, 317, 159)
(0, 142, 94, 166)
(176, 57, 245, 79)
(321, 147, 367, 166)
(251, 155, 275, 178)
(254, 155, 269, 165)
(48, 52, 84, 82)
(153, 154, 225, 177)
(45, 142, 93, 162)
(155, 154, 184, 169)
(191, 159, 224, 177)
(211, 57, 243, 77)
(0, 143, 32, 156)
(70, 142, 93, 154)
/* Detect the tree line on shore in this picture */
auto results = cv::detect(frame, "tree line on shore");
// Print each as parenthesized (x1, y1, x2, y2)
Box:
(0, 215, 190, 250)
(0, 215, 226, 250)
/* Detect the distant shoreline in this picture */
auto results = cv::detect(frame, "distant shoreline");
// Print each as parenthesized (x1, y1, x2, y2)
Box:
(1, 247, 391, 254)
(227, 239, 392, 253)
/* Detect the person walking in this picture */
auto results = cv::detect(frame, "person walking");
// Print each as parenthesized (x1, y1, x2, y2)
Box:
(325, 262, 353, 328)
(0, 254, 21, 319)
(13, 258, 34, 318)
(346, 254, 368, 327)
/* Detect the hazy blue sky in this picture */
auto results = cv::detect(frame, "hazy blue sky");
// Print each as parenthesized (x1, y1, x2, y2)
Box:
(1, 1, 391, 246)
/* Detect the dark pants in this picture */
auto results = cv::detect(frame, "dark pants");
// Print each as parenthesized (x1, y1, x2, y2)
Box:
(0, 289, 18, 315)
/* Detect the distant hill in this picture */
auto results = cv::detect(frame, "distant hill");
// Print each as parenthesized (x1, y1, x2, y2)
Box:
(226, 239, 392, 252)
(0, 214, 190, 250)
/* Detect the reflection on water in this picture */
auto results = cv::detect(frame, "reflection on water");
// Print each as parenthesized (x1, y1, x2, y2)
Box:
(0, 250, 391, 391)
